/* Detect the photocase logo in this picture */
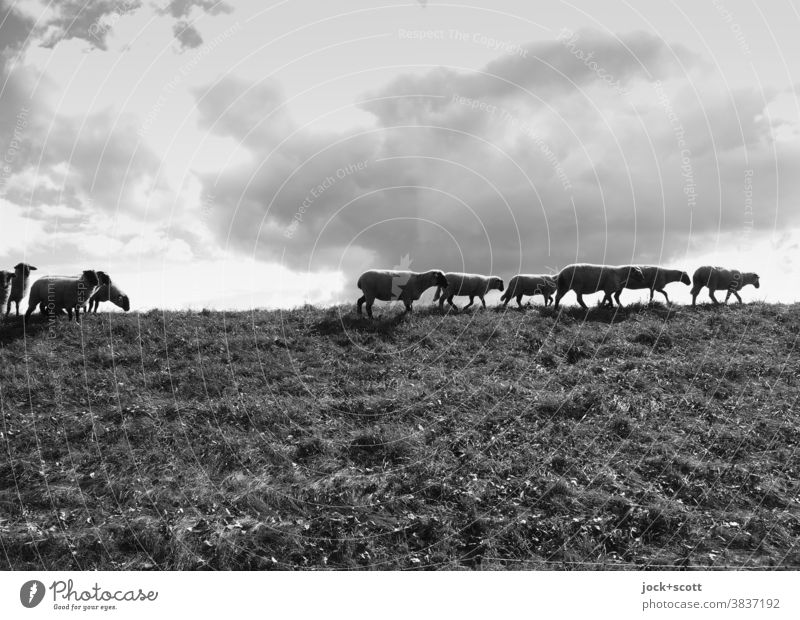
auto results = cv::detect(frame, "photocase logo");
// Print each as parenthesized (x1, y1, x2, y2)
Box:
(20, 580, 45, 608)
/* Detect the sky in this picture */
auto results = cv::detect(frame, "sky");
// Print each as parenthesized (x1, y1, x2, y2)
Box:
(1, 0, 799, 310)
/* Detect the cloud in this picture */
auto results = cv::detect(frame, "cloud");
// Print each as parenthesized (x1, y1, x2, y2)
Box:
(35, 0, 232, 51)
(173, 19, 204, 50)
(161, 0, 233, 18)
(38, 0, 143, 51)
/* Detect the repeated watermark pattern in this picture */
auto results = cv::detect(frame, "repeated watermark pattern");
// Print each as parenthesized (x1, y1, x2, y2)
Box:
(138, 21, 242, 138)
(741, 168, 754, 249)
(0, 106, 29, 198)
(653, 80, 696, 210)
(398, 28, 527, 58)
(711, 0, 752, 58)
(557, 29, 630, 96)
(451, 94, 573, 192)
(88, 0, 142, 44)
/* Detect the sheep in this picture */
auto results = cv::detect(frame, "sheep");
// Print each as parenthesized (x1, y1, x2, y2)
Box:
(553, 263, 644, 309)
(500, 274, 557, 308)
(0, 270, 15, 311)
(24, 270, 101, 322)
(432, 272, 504, 311)
(356, 269, 447, 318)
(87, 281, 130, 313)
(690, 266, 760, 306)
(5, 262, 37, 317)
(602, 266, 691, 306)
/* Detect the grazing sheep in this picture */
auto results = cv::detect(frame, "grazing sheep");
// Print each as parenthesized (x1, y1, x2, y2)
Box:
(0, 270, 15, 311)
(5, 262, 37, 317)
(87, 281, 130, 313)
(690, 266, 760, 306)
(603, 266, 691, 306)
(433, 272, 504, 311)
(356, 269, 447, 318)
(24, 270, 101, 322)
(554, 263, 644, 309)
(500, 274, 557, 308)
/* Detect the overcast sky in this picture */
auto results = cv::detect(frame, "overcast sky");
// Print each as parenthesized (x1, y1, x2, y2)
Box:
(1, 0, 799, 309)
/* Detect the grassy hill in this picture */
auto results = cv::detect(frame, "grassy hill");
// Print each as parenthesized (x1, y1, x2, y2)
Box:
(1, 301, 798, 570)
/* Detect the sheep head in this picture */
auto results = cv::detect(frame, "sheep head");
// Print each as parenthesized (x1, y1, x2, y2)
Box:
(680, 271, 691, 285)
(492, 277, 505, 292)
(434, 271, 448, 288)
(114, 293, 131, 311)
(14, 263, 36, 276)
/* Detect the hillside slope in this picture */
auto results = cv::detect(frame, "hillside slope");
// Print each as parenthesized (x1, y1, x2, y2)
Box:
(1, 302, 798, 570)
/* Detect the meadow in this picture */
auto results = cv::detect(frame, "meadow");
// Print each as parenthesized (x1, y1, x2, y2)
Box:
(0, 301, 798, 569)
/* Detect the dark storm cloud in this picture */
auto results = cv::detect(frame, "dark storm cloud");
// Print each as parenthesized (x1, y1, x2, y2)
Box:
(173, 19, 203, 49)
(195, 29, 797, 285)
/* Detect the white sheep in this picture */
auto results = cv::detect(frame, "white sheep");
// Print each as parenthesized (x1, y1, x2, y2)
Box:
(0, 270, 15, 311)
(5, 262, 37, 317)
(25, 270, 101, 322)
(603, 265, 691, 306)
(500, 274, 557, 308)
(690, 266, 760, 306)
(433, 272, 504, 311)
(356, 269, 448, 318)
(554, 263, 644, 309)
(87, 281, 130, 313)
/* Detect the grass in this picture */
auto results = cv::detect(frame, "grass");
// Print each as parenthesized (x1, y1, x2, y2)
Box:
(0, 300, 798, 570)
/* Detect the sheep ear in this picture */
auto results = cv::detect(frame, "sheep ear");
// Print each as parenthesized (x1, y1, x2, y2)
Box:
(29, 265, 37, 271)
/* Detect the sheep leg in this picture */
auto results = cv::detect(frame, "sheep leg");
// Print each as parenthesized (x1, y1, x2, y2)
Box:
(403, 301, 413, 314)
(544, 294, 552, 306)
(365, 300, 374, 319)
(657, 289, 670, 304)
(733, 291, 742, 304)
(463, 296, 475, 310)
(613, 291, 622, 307)
(554, 289, 566, 308)
(356, 295, 366, 315)
(446, 295, 458, 312)
(576, 293, 587, 309)
(690, 285, 702, 306)
(516, 294, 524, 309)
(4, 299, 9, 316)
(708, 289, 720, 305)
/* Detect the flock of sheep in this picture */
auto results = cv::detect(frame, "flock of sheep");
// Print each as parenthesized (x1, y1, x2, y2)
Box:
(0, 261, 761, 323)
(356, 264, 761, 318)
(0, 263, 130, 322)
